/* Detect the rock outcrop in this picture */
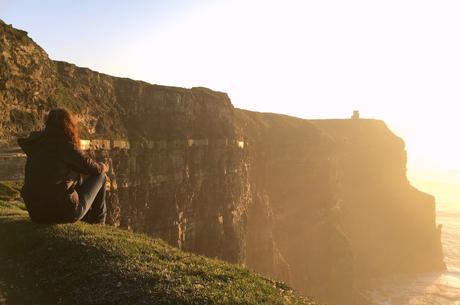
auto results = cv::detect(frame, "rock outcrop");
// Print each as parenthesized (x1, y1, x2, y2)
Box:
(0, 19, 445, 305)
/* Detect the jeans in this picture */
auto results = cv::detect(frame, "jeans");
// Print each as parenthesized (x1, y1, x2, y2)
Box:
(74, 173, 107, 224)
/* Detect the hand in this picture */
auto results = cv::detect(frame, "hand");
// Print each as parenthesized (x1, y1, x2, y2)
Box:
(100, 162, 109, 174)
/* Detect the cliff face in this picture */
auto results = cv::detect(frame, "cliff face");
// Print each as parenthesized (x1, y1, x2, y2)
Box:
(0, 19, 445, 305)
(311, 120, 445, 278)
(236, 111, 355, 304)
(0, 20, 57, 144)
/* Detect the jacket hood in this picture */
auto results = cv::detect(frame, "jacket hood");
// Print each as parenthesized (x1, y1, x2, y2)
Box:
(17, 130, 46, 155)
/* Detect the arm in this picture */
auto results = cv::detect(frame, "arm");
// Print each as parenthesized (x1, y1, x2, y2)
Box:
(59, 141, 106, 175)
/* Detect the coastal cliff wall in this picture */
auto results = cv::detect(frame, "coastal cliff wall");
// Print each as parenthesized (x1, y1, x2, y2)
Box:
(235, 111, 355, 304)
(0, 19, 445, 305)
(311, 120, 445, 278)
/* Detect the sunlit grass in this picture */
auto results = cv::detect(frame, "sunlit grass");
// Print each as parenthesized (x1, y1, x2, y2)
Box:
(0, 201, 317, 305)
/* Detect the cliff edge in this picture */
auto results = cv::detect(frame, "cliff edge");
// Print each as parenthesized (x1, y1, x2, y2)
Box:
(0, 200, 315, 305)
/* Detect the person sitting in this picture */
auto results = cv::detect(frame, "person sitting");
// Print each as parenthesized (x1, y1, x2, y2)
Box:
(18, 108, 109, 225)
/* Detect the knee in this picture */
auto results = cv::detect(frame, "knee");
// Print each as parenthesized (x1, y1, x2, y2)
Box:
(99, 173, 108, 190)
(86, 173, 107, 189)
(93, 172, 107, 183)
(100, 173, 107, 182)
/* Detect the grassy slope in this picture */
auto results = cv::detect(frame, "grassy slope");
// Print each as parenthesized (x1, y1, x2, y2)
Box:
(0, 201, 318, 305)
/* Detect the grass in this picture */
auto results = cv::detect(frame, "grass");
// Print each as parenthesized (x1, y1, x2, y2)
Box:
(0, 182, 22, 201)
(0, 201, 318, 305)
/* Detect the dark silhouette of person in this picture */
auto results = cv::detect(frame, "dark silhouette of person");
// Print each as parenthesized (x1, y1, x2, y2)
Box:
(18, 108, 109, 224)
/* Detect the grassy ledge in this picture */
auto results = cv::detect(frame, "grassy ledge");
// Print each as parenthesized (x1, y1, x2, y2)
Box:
(0, 201, 318, 305)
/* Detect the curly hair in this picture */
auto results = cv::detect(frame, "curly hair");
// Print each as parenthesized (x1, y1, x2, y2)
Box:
(45, 108, 80, 149)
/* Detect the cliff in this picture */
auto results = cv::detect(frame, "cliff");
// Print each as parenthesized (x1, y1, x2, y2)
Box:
(311, 119, 445, 277)
(0, 19, 445, 305)
(235, 111, 355, 304)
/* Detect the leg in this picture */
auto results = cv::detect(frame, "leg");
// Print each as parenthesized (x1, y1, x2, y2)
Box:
(81, 183, 107, 224)
(74, 173, 107, 224)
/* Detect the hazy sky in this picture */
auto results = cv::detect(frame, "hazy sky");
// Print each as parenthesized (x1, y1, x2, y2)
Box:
(1, 0, 459, 201)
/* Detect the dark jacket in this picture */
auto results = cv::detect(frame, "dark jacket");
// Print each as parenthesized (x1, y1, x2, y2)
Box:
(18, 130, 103, 223)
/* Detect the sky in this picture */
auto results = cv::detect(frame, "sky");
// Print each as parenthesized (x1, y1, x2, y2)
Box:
(1, 0, 459, 203)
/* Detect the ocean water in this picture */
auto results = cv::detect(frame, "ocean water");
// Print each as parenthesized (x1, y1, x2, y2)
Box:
(367, 201, 460, 305)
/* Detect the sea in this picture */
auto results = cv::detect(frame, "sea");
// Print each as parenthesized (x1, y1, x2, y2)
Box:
(367, 201, 460, 305)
